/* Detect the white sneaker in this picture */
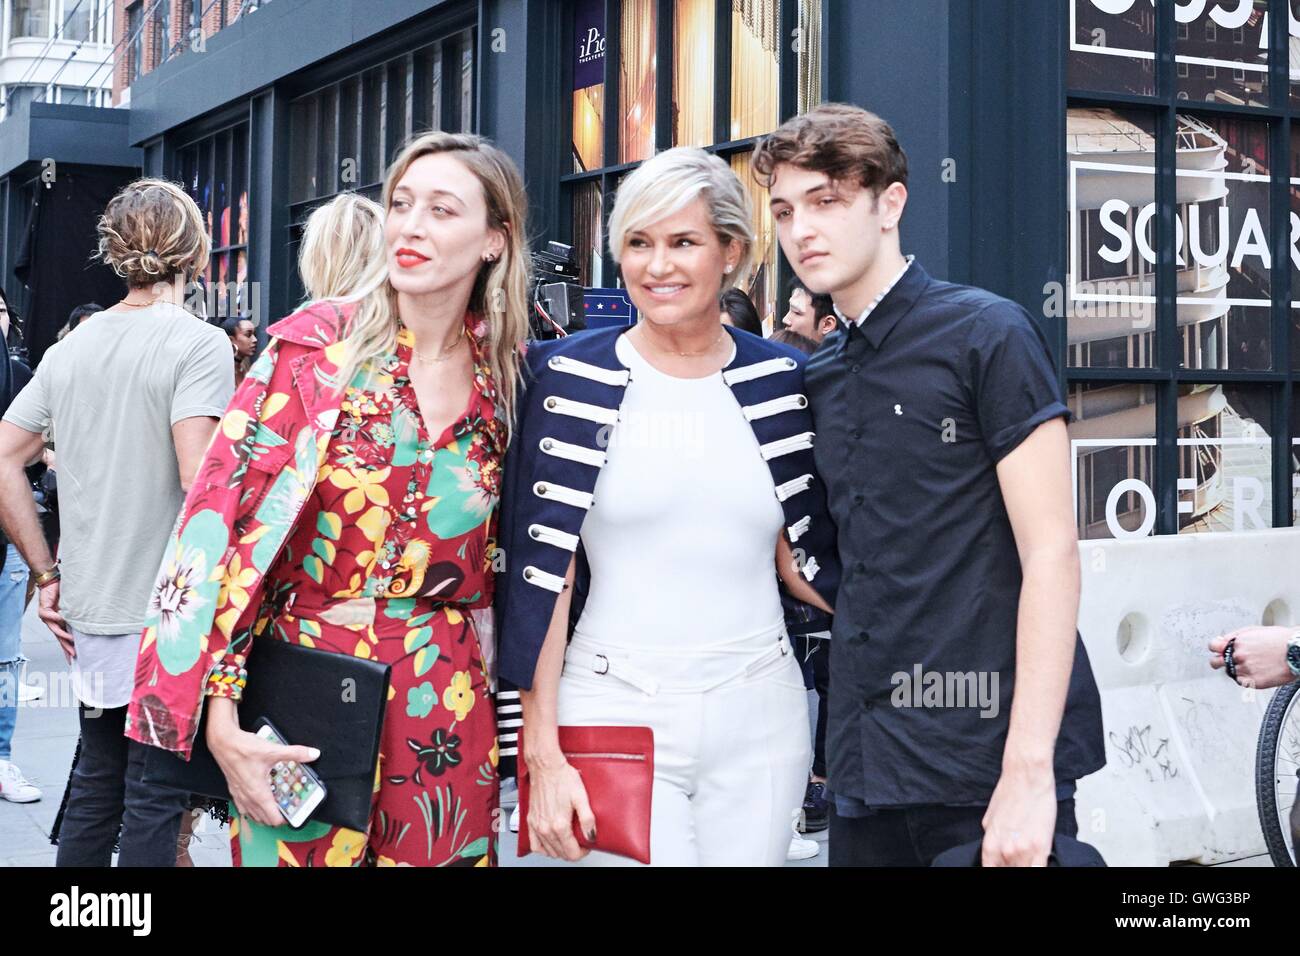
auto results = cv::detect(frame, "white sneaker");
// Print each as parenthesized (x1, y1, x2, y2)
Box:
(0, 759, 41, 803)
(17, 681, 44, 703)
(787, 834, 819, 861)
(509, 803, 520, 833)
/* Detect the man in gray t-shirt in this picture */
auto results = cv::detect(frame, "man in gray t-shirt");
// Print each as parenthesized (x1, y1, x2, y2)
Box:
(0, 298, 233, 865)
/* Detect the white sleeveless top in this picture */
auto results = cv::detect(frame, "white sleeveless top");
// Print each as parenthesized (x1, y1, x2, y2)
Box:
(571, 333, 786, 653)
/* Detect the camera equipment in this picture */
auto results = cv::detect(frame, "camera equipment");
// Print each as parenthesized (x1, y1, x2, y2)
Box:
(530, 241, 586, 340)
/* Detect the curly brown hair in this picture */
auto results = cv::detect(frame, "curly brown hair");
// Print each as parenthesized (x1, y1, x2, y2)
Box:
(753, 103, 908, 198)
(96, 179, 210, 289)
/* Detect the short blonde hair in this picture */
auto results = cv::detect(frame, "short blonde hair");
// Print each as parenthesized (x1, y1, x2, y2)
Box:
(607, 147, 755, 291)
(297, 193, 385, 302)
(96, 179, 210, 288)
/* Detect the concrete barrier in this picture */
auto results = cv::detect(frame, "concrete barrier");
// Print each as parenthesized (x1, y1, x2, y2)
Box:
(1073, 528, 1296, 865)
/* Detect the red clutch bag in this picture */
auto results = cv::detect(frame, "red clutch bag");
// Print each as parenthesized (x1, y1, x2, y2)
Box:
(517, 725, 654, 864)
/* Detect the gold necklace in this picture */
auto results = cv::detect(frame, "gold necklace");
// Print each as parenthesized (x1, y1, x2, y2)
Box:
(643, 324, 726, 358)
(116, 297, 161, 309)
(411, 326, 466, 364)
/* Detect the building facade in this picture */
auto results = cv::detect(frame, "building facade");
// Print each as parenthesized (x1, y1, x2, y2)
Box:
(5, 0, 1300, 546)
(1, 0, 115, 118)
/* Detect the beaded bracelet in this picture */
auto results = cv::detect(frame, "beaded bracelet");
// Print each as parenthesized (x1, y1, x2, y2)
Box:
(204, 661, 249, 701)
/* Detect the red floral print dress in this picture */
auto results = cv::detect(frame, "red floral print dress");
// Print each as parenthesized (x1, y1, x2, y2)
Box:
(229, 319, 504, 867)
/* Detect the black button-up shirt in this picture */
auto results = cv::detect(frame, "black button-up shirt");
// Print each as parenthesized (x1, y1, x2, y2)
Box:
(806, 260, 1106, 807)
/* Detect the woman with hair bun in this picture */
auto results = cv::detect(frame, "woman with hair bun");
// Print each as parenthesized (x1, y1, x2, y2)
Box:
(125, 133, 531, 867)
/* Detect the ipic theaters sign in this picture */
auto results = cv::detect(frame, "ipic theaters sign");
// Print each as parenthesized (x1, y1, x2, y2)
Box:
(574, 0, 605, 91)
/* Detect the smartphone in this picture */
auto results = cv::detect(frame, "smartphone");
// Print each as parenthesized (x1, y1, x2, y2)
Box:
(255, 719, 326, 828)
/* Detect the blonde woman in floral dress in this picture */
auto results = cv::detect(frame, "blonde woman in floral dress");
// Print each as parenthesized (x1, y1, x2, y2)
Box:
(125, 132, 531, 867)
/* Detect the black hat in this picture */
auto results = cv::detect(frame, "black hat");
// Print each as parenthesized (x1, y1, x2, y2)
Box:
(931, 834, 1106, 867)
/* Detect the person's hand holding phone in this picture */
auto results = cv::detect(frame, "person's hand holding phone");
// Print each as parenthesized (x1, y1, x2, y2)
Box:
(205, 697, 320, 827)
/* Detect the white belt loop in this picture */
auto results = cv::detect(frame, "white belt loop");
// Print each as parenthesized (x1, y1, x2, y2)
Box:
(548, 355, 631, 387)
(775, 473, 813, 502)
(787, 514, 812, 543)
(721, 356, 798, 386)
(742, 393, 808, 422)
(522, 565, 567, 593)
(589, 654, 661, 696)
(533, 481, 595, 510)
(759, 431, 815, 461)
(543, 395, 619, 426)
(539, 436, 607, 468)
(528, 523, 580, 551)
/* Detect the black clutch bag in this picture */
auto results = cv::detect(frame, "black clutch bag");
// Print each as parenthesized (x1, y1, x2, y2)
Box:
(142, 637, 391, 832)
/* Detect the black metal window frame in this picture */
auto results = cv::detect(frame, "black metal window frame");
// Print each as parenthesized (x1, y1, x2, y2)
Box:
(1065, 2, 1295, 534)
(559, 0, 821, 298)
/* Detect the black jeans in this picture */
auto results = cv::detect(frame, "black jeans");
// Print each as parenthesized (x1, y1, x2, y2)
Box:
(828, 798, 1079, 867)
(793, 635, 830, 779)
(54, 704, 187, 867)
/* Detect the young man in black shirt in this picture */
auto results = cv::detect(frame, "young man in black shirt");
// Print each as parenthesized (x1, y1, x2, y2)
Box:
(755, 104, 1105, 866)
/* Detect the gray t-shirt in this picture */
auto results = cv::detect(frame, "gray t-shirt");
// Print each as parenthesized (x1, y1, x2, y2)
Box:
(3, 302, 234, 635)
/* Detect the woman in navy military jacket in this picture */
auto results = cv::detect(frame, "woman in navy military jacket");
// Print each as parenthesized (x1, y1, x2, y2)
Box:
(494, 147, 839, 866)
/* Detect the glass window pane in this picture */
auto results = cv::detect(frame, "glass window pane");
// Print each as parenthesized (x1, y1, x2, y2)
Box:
(1068, 0, 1156, 96)
(63, 0, 92, 41)
(1066, 382, 1158, 540)
(1065, 107, 1157, 369)
(620, 0, 656, 164)
(1179, 384, 1273, 533)
(672, 0, 714, 147)
(362, 67, 384, 186)
(1176, 0, 1267, 105)
(320, 85, 338, 196)
(57, 86, 89, 105)
(290, 95, 319, 203)
(13, 1, 51, 38)
(1179, 114, 1269, 371)
(730, 0, 777, 140)
(459, 31, 474, 132)
(796, 0, 822, 114)
(730, 150, 777, 333)
(233, 124, 248, 248)
(571, 179, 604, 287)
(387, 60, 409, 159)
(339, 77, 359, 187)
(1291, 0, 1300, 108)
(216, 131, 231, 249)
(429, 42, 443, 131)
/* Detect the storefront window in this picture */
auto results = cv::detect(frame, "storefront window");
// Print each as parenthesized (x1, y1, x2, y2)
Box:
(177, 123, 251, 322)
(730, 0, 777, 140)
(572, 0, 605, 171)
(566, 0, 818, 308)
(796, 0, 821, 114)
(673, 0, 714, 147)
(1065, 1, 1292, 536)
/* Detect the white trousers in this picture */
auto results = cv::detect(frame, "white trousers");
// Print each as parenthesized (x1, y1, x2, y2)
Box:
(556, 631, 811, 867)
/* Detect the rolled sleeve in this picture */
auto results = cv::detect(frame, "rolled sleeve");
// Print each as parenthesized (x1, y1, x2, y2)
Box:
(966, 302, 1070, 463)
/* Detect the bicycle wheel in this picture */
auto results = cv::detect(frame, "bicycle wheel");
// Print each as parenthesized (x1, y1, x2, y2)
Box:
(1255, 680, 1300, 867)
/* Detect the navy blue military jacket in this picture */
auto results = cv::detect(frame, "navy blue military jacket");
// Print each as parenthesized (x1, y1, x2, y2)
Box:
(494, 324, 841, 693)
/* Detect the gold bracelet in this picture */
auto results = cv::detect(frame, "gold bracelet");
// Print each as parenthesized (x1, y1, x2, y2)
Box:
(32, 565, 61, 588)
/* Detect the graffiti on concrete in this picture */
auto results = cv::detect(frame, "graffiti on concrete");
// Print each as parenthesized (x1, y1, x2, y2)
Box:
(1109, 723, 1179, 782)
